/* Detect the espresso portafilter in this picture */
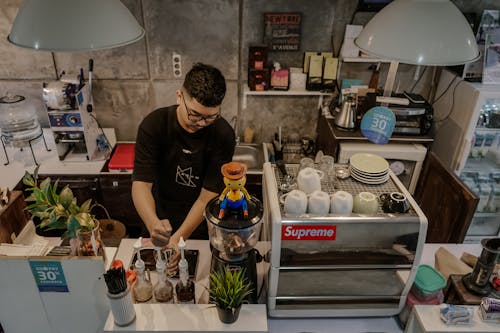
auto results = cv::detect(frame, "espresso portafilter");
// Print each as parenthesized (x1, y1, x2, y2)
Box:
(463, 238, 500, 295)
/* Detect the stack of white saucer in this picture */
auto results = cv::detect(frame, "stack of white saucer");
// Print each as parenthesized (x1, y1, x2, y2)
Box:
(349, 153, 389, 185)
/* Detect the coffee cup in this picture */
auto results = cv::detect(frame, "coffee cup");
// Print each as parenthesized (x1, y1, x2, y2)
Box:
(353, 192, 379, 215)
(308, 190, 330, 215)
(330, 191, 353, 215)
(280, 189, 308, 215)
(297, 167, 324, 194)
(380, 192, 410, 213)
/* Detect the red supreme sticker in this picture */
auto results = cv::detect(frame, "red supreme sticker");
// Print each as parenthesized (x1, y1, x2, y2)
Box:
(281, 225, 336, 240)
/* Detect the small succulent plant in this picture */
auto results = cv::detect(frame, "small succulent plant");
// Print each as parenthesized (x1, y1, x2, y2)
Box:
(208, 266, 253, 314)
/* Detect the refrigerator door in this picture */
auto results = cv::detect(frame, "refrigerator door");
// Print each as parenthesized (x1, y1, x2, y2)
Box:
(432, 69, 500, 242)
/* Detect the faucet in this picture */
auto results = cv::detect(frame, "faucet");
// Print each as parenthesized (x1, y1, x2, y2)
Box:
(230, 115, 240, 145)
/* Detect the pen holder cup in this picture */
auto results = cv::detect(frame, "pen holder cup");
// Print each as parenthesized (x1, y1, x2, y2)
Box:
(107, 287, 136, 327)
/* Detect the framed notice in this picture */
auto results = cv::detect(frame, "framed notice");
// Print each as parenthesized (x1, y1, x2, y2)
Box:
(263, 13, 301, 52)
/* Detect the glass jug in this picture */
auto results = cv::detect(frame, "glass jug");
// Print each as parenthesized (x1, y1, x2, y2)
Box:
(0, 93, 42, 148)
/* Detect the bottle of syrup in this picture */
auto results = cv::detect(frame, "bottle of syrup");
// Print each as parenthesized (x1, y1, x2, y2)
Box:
(175, 237, 195, 303)
(132, 238, 153, 302)
(153, 247, 174, 302)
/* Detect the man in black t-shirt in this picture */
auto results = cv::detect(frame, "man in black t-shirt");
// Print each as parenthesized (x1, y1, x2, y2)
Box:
(132, 63, 235, 260)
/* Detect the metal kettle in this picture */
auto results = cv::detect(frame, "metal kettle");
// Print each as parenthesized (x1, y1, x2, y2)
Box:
(334, 96, 357, 130)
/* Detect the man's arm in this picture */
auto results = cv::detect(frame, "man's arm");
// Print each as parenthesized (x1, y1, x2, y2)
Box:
(165, 187, 218, 271)
(170, 187, 218, 244)
(131, 180, 172, 246)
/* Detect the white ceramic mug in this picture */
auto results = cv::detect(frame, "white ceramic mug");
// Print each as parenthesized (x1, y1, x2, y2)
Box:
(280, 189, 308, 215)
(353, 191, 379, 215)
(308, 190, 330, 215)
(297, 167, 324, 194)
(330, 191, 353, 215)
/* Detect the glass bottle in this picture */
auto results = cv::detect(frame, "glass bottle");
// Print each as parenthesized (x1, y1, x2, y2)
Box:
(153, 247, 173, 303)
(175, 237, 195, 303)
(132, 238, 153, 302)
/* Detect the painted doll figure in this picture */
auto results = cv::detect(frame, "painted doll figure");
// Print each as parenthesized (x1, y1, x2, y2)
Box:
(218, 162, 251, 219)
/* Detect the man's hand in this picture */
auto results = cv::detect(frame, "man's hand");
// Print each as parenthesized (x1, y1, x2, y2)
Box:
(150, 219, 172, 247)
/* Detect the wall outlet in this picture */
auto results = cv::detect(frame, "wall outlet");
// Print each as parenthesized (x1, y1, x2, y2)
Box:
(172, 52, 182, 78)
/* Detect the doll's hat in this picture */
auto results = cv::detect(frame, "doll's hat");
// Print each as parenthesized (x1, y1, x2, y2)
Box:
(221, 161, 247, 180)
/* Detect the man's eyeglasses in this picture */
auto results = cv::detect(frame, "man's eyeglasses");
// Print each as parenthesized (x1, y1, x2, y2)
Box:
(181, 93, 221, 123)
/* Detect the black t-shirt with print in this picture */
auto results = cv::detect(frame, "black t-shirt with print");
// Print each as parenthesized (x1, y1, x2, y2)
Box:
(133, 105, 235, 239)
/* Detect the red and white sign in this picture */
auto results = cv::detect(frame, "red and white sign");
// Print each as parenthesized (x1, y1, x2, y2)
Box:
(281, 225, 336, 241)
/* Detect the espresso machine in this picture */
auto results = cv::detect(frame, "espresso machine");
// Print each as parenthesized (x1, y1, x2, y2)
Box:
(205, 196, 264, 303)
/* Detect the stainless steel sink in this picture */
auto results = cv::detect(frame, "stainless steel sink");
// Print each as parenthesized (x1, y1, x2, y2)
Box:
(232, 143, 265, 173)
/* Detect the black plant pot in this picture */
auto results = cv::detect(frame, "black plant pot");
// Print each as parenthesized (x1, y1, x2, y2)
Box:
(216, 305, 241, 324)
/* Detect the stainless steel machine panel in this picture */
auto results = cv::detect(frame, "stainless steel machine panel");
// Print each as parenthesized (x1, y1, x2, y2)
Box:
(275, 267, 406, 297)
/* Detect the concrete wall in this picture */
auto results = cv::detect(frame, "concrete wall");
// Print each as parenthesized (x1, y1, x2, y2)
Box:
(0, 0, 498, 143)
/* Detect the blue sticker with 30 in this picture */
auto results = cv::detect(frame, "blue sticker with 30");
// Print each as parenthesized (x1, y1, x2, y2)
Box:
(360, 106, 396, 144)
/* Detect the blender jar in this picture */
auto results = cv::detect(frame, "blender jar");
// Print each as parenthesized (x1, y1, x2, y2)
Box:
(0, 94, 42, 148)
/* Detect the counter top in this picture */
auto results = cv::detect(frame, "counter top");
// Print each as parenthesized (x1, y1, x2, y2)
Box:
(0, 239, 482, 333)
(0, 128, 116, 189)
(109, 239, 403, 333)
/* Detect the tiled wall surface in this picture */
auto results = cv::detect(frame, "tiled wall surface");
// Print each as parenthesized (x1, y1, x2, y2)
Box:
(0, 0, 497, 142)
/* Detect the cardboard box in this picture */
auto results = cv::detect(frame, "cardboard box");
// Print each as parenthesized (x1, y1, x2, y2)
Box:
(248, 69, 270, 91)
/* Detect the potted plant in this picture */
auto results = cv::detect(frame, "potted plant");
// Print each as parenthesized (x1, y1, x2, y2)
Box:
(22, 167, 104, 257)
(208, 266, 253, 324)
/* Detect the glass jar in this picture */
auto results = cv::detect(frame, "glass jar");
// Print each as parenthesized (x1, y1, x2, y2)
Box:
(76, 220, 105, 258)
(0, 93, 42, 148)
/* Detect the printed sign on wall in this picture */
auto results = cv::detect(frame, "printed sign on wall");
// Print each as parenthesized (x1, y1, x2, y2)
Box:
(263, 13, 301, 51)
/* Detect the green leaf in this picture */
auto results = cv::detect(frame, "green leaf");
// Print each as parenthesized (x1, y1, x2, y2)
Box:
(22, 171, 35, 187)
(80, 199, 92, 213)
(59, 186, 74, 209)
(39, 178, 51, 192)
(67, 215, 81, 239)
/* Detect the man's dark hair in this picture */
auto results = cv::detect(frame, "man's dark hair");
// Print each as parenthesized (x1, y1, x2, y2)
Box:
(183, 63, 226, 107)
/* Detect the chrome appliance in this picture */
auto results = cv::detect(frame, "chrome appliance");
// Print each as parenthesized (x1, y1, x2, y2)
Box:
(45, 84, 108, 161)
(263, 162, 428, 317)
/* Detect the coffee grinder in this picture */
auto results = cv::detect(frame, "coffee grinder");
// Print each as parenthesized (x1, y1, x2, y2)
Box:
(204, 162, 264, 303)
(463, 238, 500, 295)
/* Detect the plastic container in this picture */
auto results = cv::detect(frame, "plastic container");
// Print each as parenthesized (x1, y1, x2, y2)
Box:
(399, 289, 444, 325)
(411, 264, 446, 301)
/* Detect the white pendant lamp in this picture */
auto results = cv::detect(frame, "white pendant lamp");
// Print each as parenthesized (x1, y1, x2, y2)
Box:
(8, 0, 145, 52)
(354, 0, 480, 96)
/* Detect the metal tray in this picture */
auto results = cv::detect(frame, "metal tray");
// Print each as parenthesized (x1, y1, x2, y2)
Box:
(273, 164, 417, 216)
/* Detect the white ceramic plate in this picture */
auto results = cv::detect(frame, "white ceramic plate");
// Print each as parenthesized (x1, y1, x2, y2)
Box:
(351, 172, 390, 185)
(349, 153, 389, 174)
(350, 166, 388, 178)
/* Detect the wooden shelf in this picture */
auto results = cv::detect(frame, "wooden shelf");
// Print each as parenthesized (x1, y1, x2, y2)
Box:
(242, 85, 332, 109)
(341, 57, 391, 63)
